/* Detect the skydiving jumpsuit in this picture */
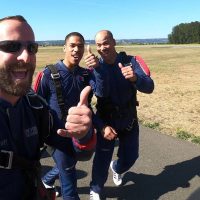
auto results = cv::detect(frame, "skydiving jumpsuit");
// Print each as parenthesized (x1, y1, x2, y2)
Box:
(0, 91, 64, 200)
(90, 52, 154, 194)
(34, 60, 102, 200)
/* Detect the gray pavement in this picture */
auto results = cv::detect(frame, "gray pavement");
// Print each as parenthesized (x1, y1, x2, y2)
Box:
(41, 125, 200, 200)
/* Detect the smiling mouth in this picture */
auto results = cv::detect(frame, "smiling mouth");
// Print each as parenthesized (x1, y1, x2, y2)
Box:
(73, 55, 80, 60)
(11, 69, 28, 80)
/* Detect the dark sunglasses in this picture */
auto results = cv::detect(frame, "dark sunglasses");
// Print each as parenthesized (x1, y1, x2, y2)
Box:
(0, 40, 38, 54)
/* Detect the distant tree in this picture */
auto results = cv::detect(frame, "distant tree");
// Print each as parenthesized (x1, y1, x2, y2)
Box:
(168, 21, 200, 44)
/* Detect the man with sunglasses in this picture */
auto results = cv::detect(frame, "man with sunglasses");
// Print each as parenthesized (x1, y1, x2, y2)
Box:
(0, 15, 93, 200)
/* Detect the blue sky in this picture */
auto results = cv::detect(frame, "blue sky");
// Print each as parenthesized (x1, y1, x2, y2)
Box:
(1, 0, 199, 41)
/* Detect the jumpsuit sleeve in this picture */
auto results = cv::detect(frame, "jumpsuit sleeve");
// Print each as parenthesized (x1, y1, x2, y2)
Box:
(72, 127, 96, 151)
(92, 65, 110, 97)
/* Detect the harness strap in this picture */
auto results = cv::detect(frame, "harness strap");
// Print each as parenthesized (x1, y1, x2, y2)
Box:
(47, 64, 66, 120)
(47, 65, 91, 119)
(0, 150, 39, 170)
(26, 90, 52, 147)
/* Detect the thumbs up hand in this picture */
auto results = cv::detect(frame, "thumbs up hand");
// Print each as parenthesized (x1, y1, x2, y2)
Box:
(118, 62, 137, 82)
(86, 44, 92, 54)
(57, 86, 92, 139)
(84, 45, 99, 68)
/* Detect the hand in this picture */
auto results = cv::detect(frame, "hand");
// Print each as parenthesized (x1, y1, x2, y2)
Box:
(84, 45, 99, 68)
(118, 62, 137, 82)
(101, 126, 117, 141)
(57, 86, 92, 139)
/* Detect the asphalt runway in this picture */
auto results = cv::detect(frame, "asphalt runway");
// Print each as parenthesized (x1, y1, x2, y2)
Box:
(41, 125, 200, 200)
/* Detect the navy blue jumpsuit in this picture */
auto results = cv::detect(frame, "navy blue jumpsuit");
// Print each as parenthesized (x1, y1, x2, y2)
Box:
(90, 53, 154, 194)
(0, 93, 63, 200)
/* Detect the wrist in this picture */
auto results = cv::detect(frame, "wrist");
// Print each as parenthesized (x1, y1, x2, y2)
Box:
(130, 74, 137, 83)
(77, 128, 93, 144)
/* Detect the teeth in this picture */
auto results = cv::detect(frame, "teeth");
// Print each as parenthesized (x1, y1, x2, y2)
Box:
(13, 69, 27, 72)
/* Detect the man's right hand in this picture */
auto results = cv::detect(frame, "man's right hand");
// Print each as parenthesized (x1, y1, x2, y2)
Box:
(57, 86, 92, 139)
(84, 45, 99, 68)
(101, 125, 117, 140)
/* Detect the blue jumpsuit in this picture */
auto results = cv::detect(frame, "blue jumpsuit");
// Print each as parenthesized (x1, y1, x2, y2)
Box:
(0, 92, 62, 200)
(90, 53, 154, 194)
(35, 60, 101, 200)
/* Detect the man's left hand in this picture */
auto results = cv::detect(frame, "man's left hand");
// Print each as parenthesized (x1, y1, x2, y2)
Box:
(119, 62, 137, 82)
(84, 45, 99, 68)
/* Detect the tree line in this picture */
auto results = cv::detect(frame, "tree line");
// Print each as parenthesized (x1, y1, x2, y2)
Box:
(168, 21, 200, 44)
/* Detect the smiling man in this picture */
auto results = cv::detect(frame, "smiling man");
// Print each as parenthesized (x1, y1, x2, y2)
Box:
(34, 32, 98, 200)
(0, 16, 94, 200)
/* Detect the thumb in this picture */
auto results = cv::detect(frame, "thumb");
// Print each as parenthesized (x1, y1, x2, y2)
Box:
(118, 62, 123, 69)
(110, 127, 117, 135)
(78, 86, 92, 106)
(87, 45, 92, 54)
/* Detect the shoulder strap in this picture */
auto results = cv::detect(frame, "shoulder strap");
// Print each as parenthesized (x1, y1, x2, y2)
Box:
(81, 69, 94, 108)
(47, 64, 66, 120)
(26, 90, 51, 147)
(82, 69, 90, 86)
(119, 51, 132, 65)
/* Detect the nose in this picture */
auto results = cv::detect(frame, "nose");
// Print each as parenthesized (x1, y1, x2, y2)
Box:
(17, 48, 31, 63)
(97, 45, 105, 51)
(99, 45, 105, 51)
(74, 46, 79, 52)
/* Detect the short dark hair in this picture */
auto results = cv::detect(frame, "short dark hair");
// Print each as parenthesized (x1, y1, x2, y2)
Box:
(64, 32, 85, 44)
(0, 15, 27, 23)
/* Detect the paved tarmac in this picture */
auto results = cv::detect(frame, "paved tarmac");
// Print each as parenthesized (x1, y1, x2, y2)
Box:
(41, 125, 200, 200)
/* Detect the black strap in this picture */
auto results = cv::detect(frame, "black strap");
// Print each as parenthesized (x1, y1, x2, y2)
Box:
(26, 90, 51, 148)
(47, 64, 66, 120)
(0, 150, 40, 170)
(119, 51, 132, 65)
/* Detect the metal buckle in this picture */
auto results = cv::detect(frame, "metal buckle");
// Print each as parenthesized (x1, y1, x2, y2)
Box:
(58, 102, 65, 106)
(126, 119, 136, 131)
(51, 73, 60, 80)
(0, 150, 13, 169)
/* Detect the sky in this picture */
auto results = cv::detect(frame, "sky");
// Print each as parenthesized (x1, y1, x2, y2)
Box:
(0, 0, 199, 41)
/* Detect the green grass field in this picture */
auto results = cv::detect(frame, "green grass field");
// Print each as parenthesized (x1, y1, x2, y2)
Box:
(36, 44, 200, 143)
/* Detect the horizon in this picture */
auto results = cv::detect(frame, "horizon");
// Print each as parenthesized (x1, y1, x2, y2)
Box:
(37, 38, 168, 42)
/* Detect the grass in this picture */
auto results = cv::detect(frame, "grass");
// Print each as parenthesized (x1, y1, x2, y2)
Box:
(176, 129, 200, 145)
(35, 44, 200, 145)
(176, 130, 192, 140)
(140, 120, 160, 130)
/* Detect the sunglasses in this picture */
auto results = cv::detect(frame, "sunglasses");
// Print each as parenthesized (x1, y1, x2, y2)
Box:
(0, 40, 38, 54)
